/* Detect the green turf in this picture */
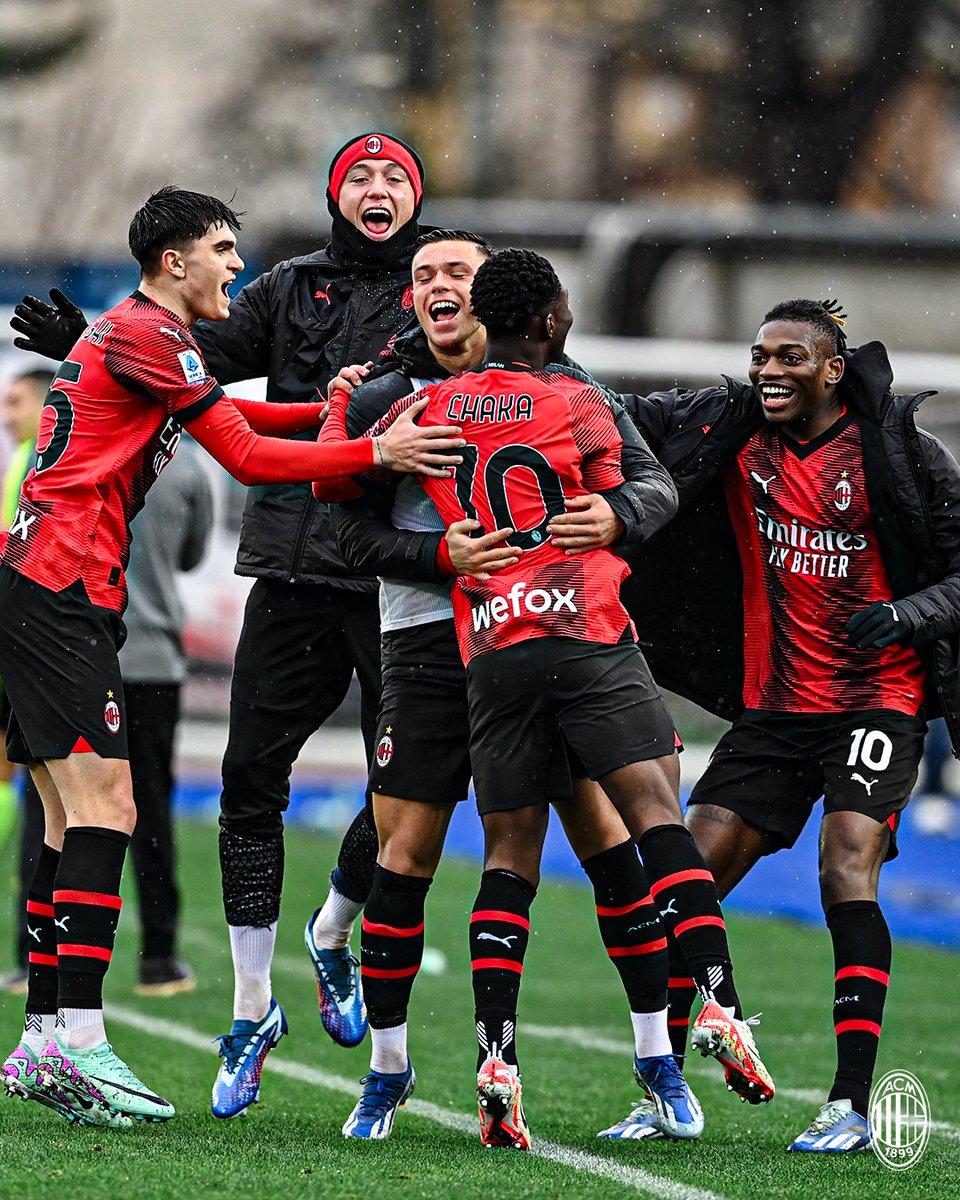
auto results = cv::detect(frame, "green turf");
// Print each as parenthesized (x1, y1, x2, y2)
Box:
(0, 816, 956, 1199)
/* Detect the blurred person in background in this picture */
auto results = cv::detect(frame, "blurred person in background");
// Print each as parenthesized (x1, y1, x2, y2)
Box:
(0, 371, 51, 992)
(910, 717, 959, 836)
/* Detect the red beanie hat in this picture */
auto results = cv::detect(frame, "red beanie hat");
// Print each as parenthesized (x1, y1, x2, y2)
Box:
(328, 133, 424, 204)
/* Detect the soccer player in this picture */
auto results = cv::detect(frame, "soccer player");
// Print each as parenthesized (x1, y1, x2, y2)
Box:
(328, 248, 774, 1146)
(620, 298, 960, 1152)
(0, 185, 462, 1128)
(313, 231, 693, 1145)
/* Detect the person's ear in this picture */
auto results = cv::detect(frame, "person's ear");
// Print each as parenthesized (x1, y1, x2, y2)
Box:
(160, 248, 185, 279)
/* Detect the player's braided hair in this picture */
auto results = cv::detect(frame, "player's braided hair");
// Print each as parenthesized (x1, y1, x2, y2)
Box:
(469, 248, 562, 336)
(413, 228, 494, 258)
(129, 185, 245, 273)
(761, 298, 849, 353)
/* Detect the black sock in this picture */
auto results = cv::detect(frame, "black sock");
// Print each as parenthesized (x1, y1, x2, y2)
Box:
(638, 823, 740, 1015)
(666, 930, 696, 1063)
(581, 839, 667, 1013)
(25, 842, 62, 1020)
(826, 900, 891, 1116)
(53, 827, 129, 1010)
(361, 865, 431, 1029)
(470, 869, 535, 1072)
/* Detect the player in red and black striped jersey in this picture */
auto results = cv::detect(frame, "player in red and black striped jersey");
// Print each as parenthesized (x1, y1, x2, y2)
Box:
(351, 249, 773, 1145)
(0, 186, 463, 1127)
(626, 298, 960, 1152)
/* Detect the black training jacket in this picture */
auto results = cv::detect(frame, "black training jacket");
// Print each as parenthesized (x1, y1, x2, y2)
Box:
(193, 246, 420, 590)
(330, 328, 679, 585)
(621, 341, 960, 754)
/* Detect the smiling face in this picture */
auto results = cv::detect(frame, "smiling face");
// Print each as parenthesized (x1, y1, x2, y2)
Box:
(412, 239, 489, 361)
(338, 159, 416, 242)
(178, 222, 244, 323)
(749, 318, 844, 440)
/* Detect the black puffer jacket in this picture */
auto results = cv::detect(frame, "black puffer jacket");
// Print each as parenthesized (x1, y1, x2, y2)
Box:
(622, 341, 960, 754)
(331, 327, 679, 581)
(194, 244, 421, 589)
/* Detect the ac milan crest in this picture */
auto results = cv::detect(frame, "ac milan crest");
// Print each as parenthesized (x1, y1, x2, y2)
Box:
(834, 475, 852, 511)
(376, 734, 394, 768)
(364, 135, 383, 154)
(104, 698, 121, 734)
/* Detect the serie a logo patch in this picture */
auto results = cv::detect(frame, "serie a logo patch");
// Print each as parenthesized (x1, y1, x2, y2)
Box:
(177, 349, 207, 386)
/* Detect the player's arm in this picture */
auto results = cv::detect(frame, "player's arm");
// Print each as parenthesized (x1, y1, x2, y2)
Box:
(331, 488, 448, 582)
(548, 400, 678, 551)
(229, 395, 326, 435)
(184, 393, 461, 487)
(847, 431, 960, 649)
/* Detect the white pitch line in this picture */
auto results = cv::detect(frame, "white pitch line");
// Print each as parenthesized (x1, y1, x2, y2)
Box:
(103, 1003, 729, 1200)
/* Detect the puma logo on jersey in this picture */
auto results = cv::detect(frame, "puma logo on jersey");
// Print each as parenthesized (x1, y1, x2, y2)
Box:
(851, 773, 878, 795)
(471, 583, 577, 632)
(160, 326, 184, 343)
(750, 470, 777, 495)
(9, 508, 37, 541)
(476, 932, 519, 948)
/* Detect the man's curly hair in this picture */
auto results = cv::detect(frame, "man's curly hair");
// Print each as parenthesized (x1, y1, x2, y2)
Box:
(469, 248, 562, 336)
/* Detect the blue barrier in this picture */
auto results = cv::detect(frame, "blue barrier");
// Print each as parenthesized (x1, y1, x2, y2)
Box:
(173, 775, 960, 952)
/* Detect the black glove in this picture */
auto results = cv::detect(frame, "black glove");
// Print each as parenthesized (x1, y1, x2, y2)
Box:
(10, 288, 88, 360)
(845, 600, 915, 649)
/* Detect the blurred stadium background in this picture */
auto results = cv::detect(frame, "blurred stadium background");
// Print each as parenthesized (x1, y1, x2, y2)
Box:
(0, 0, 959, 948)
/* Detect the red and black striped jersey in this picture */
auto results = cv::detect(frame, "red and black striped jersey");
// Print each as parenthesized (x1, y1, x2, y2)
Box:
(723, 414, 925, 714)
(1, 291, 221, 611)
(368, 361, 632, 663)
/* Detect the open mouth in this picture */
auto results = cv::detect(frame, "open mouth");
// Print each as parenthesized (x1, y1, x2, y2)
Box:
(362, 207, 393, 235)
(429, 300, 460, 324)
(759, 384, 794, 411)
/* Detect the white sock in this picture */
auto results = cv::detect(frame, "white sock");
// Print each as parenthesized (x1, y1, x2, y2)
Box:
(21, 1013, 57, 1056)
(58, 1008, 107, 1051)
(229, 923, 277, 1022)
(631, 1008, 673, 1060)
(369, 1023, 408, 1075)
(311, 887, 364, 951)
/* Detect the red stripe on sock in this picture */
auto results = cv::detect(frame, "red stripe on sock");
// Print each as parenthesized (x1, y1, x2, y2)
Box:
(596, 896, 653, 917)
(673, 914, 725, 937)
(53, 890, 123, 910)
(607, 938, 668, 957)
(361, 917, 425, 938)
(57, 943, 112, 961)
(649, 869, 714, 895)
(668, 1017, 691, 1027)
(669, 976, 696, 989)
(835, 965, 890, 986)
(471, 957, 523, 973)
(26, 901, 55, 917)
(28, 952, 58, 966)
(470, 910, 530, 930)
(361, 964, 420, 979)
(835, 1018, 882, 1037)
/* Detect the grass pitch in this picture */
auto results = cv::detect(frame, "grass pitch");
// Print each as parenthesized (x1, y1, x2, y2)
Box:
(0, 817, 957, 1199)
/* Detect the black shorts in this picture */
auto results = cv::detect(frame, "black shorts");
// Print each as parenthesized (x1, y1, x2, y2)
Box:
(467, 636, 676, 815)
(368, 620, 473, 805)
(688, 709, 927, 860)
(0, 566, 128, 763)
